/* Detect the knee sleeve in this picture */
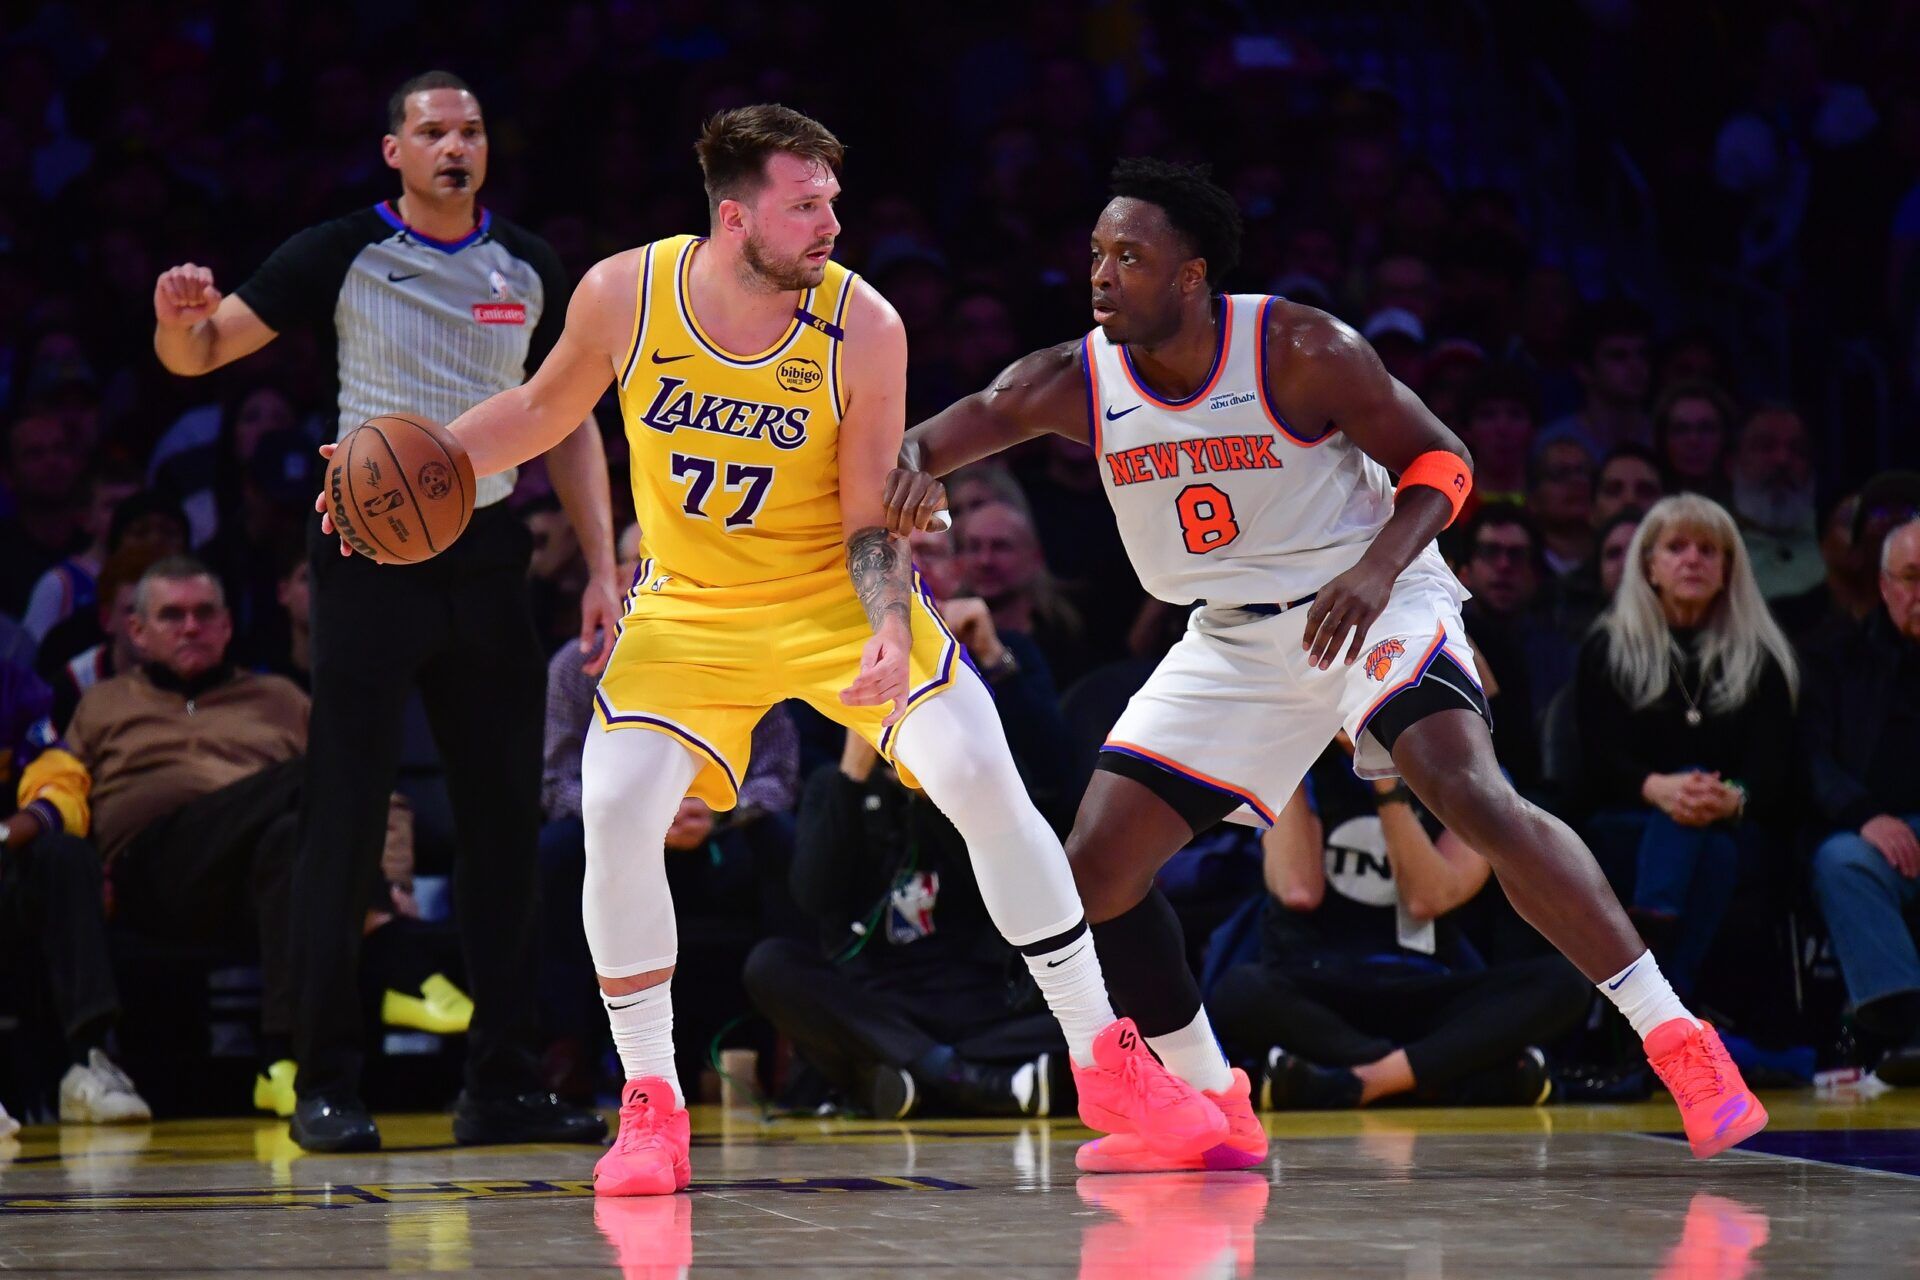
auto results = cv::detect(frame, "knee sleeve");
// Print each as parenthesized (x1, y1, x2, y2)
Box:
(579, 723, 702, 978)
(890, 670, 1084, 945)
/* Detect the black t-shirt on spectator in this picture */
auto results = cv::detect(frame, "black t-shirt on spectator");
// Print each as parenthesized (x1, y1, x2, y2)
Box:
(1261, 751, 1480, 976)
(1573, 625, 1797, 821)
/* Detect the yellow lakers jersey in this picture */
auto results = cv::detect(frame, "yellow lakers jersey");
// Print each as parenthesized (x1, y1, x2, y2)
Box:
(615, 234, 856, 590)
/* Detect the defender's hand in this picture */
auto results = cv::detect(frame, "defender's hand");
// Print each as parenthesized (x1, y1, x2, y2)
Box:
(1300, 557, 1397, 670)
(881, 467, 949, 536)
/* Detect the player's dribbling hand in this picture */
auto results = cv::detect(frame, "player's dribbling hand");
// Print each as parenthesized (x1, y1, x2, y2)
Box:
(312, 442, 355, 557)
(153, 263, 223, 329)
(841, 623, 911, 727)
(1300, 556, 1397, 669)
(881, 467, 949, 536)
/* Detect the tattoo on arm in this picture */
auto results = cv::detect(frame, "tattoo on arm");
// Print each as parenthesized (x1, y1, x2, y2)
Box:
(847, 526, 912, 633)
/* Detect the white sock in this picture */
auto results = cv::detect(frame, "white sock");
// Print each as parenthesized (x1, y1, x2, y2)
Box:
(1018, 925, 1116, 1064)
(603, 979, 683, 1108)
(1598, 950, 1698, 1040)
(1146, 1008, 1234, 1093)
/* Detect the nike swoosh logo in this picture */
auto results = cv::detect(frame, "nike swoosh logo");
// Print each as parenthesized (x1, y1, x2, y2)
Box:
(606, 999, 641, 1011)
(387, 271, 423, 283)
(1105, 405, 1141, 420)
(1046, 944, 1087, 969)
(651, 349, 694, 364)
(1606, 962, 1638, 991)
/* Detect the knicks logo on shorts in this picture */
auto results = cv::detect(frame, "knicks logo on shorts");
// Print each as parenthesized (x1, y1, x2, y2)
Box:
(1362, 638, 1406, 682)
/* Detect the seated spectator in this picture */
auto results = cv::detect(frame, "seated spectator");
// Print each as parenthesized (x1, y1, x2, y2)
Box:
(203, 430, 314, 670)
(955, 499, 1088, 690)
(1454, 364, 1538, 510)
(265, 536, 311, 687)
(62, 557, 314, 1110)
(1727, 404, 1823, 600)
(2, 655, 150, 1122)
(1210, 740, 1589, 1109)
(1453, 503, 1549, 787)
(0, 411, 89, 618)
(147, 380, 304, 549)
(743, 730, 1064, 1118)
(1535, 299, 1654, 464)
(1018, 433, 1141, 674)
(36, 491, 190, 682)
(1574, 495, 1799, 996)
(522, 494, 587, 652)
(1527, 439, 1596, 579)
(1652, 381, 1736, 500)
(1593, 443, 1666, 529)
(944, 462, 1032, 524)
(43, 543, 164, 730)
(20, 465, 140, 645)
(1361, 308, 1427, 391)
(1781, 474, 1920, 648)
(1805, 518, 1920, 1085)
(1596, 511, 1644, 600)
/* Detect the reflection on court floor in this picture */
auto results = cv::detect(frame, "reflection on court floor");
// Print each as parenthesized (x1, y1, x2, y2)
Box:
(1, 1092, 1916, 1276)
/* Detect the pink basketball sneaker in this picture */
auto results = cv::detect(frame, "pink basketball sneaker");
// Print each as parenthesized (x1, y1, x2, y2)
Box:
(1071, 1019, 1228, 1158)
(1645, 1019, 1769, 1159)
(1077, 1067, 1267, 1173)
(594, 1078, 691, 1197)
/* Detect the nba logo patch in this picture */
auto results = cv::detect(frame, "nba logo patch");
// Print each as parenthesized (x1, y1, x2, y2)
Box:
(1362, 638, 1405, 682)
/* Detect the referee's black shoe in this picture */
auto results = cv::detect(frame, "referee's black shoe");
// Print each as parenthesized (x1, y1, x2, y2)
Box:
(452, 1090, 608, 1145)
(291, 1094, 381, 1153)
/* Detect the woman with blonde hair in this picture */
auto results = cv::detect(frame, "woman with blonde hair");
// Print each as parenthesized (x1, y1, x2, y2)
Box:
(1574, 493, 1799, 995)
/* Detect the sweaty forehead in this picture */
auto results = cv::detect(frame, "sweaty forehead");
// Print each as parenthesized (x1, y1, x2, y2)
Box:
(763, 153, 839, 198)
(1094, 198, 1182, 250)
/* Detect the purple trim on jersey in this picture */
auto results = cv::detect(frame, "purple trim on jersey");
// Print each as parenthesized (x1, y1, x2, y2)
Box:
(613, 558, 653, 638)
(593, 688, 741, 794)
(1080, 335, 1100, 447)
(1256, 295, 1335, 446)
(876, 575, 960, 757)
(375, 201, 492, 253)
(794, 306, 845, 341)
(1100, 741, 1277, 827)
(1353, 627, 1452, 744)
(1120, 295, 1227, 408)
(828, 273, 857, 418)
(619, 244, 656, 388)
(676, 238, 812, 367)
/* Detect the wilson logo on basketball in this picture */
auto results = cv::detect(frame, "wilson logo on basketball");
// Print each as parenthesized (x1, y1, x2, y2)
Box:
(472, 302, 527, 325)
(417, 461, 453, 500)
(1362, 639, 1406, 682)
(776, 357, 823, 393)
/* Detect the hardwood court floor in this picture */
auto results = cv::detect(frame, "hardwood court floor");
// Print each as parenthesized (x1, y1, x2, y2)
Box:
(2, 1088, 1917, 1277)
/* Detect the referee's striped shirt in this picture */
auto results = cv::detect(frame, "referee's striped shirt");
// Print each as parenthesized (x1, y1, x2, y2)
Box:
(235, 200, 568, 508)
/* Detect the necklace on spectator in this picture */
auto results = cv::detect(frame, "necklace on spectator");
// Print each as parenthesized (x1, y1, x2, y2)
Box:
(1670, 658, 1704, 727)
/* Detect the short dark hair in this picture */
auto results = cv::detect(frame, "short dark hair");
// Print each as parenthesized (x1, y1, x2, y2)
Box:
(1109, 158, 1243, 288)
(1598, 441, 1663, 476)
(1572, 298, 1653, 365)
(695, 104, 845, 217)
(1463, 500, 1540, 551)
(133, 555, 224, 615)
(387, 70, 474, 133)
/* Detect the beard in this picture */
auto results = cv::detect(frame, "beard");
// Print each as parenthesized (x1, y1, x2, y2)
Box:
(1731, 469, 1816, 533)
(743, 232, 826, 292)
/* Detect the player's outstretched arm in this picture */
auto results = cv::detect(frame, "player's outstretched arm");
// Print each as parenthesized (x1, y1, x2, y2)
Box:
(439, 251, 633, 478)
(883, 342, 1089, 535)
(835, 283, 917, 726)
(1267, 304, 1473, 668)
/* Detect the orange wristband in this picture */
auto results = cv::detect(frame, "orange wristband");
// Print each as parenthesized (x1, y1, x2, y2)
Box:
(1395, 450, 1472, 528)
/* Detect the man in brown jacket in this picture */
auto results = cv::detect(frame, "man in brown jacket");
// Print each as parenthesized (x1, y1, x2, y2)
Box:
(64, 556, 309, 1101)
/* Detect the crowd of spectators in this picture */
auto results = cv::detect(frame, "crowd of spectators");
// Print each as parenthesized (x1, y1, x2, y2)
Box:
(6, 2, 1920, 1127)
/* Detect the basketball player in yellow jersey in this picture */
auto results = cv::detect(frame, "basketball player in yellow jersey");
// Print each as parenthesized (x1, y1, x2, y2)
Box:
(323, 106, 1227, 1196)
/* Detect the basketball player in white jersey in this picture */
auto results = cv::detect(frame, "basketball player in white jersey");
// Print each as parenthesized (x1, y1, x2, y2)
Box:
(885, 159, 1766, 1169)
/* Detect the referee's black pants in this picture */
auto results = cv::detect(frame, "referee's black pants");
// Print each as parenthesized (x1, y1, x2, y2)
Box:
(293, 506, 546, 1101)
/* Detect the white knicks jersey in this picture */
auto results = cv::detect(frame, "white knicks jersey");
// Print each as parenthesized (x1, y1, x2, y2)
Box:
(1084, 293, 1455, 605)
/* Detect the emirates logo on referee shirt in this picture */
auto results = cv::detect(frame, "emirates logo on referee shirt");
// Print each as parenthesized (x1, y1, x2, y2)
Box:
(472, 303, 526, 325)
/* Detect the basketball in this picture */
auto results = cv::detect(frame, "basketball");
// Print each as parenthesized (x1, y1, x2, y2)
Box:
(323, 414, 474, 565)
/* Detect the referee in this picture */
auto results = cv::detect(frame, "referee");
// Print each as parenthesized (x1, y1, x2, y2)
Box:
(153, 71, 612, 1152)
